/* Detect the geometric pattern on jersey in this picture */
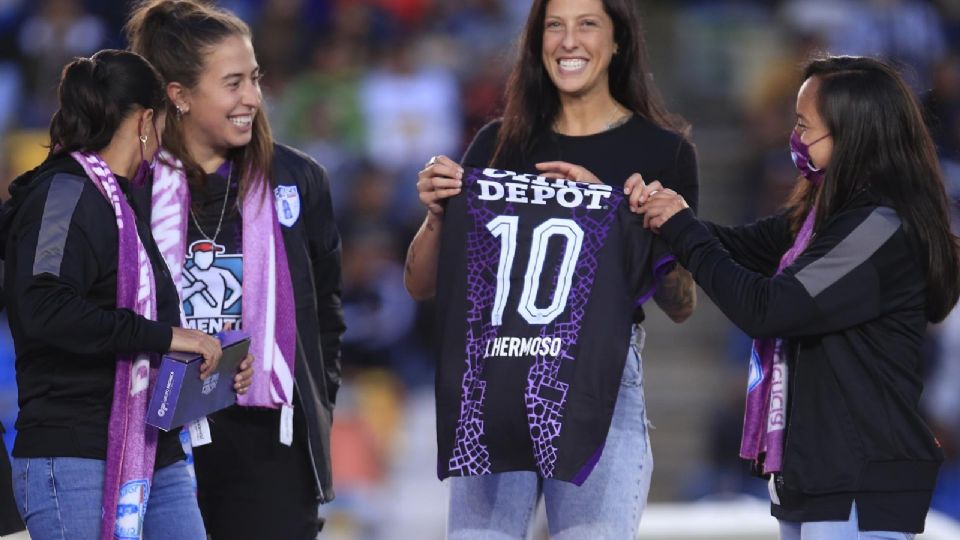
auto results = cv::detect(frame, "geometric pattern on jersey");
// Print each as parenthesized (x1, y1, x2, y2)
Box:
(436, 167, 669, 484)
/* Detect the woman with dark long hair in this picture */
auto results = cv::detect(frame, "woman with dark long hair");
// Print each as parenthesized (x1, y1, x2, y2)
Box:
(125, 1, 345, 538)
(404, 0, 698, 536)
(636, 55, 960, 539)
(0, 49, 256, 539)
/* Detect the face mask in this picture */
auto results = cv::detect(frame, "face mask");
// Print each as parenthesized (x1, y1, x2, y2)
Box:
(790, 130, 829, 185)
(132, 119, 161, 186)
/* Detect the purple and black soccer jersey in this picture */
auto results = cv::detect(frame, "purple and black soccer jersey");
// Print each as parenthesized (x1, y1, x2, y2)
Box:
(434, 167, 674, 484)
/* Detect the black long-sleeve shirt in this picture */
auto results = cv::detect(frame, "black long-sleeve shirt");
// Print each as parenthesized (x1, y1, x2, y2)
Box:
(660, 189, 942, 532)
(0, 154, 183, 466)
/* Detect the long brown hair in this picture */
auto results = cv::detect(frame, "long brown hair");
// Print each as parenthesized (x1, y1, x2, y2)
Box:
(125, 0, 273, 202)
(491, 0, 689, 167)
(785, 56, 960, 322)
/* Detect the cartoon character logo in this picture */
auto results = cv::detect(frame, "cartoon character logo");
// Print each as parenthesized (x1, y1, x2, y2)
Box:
(182, 240, 243, 333)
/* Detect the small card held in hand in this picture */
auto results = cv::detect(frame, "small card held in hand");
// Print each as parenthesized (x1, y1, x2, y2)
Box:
(147, 331, 250, 431)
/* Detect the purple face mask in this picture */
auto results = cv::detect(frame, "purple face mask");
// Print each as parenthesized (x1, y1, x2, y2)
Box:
(789, 130, 829, 185)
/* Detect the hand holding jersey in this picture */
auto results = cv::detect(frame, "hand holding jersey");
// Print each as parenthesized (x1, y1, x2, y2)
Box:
(623, 176, 690, 232)
(433, 167, 674, 483)
(417, 154, 464, 216)
(534, 161, 602, 184)
(418, 157, 604, 218)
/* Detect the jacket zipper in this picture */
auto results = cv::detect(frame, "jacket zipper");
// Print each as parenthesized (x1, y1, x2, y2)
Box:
(778, 341, 801, 492)
(300, 242, 328, 502)
(293, 354, 324, 502)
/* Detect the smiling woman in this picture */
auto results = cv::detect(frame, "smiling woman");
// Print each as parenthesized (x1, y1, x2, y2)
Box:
(125, 1, 346, 539)
(541, 0, 618, 102)
(403, 0, 700, 538)
(168, 34, 263, 169)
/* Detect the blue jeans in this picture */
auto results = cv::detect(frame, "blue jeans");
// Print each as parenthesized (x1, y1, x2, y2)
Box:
(448, 327, 654, 539)
(11, 457, 206, 540)
(779, 503, 916, 540)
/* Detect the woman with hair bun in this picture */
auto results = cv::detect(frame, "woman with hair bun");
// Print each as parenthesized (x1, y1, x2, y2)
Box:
(0, 49, 254, 539)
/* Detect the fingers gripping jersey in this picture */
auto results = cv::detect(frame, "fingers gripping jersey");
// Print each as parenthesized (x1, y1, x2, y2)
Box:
(434, 168, 673, 484)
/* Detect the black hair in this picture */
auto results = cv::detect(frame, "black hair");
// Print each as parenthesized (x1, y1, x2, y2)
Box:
(788, 56, 960, 322)
(49, 49, 165, 155)
(491, 0, 689, 167)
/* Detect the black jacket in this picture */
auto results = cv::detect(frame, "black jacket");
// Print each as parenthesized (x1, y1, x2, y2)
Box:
(0, 153, 184, 466)
(269, 144, 345, 502)
(661, 189, 943, 532)
(157, 144, 346, 502)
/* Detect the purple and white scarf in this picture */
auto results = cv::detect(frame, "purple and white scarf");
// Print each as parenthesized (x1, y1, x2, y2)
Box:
(150, 153, 297, 410)
(70, 152, 159, 540)
(740, 205, 818, 474)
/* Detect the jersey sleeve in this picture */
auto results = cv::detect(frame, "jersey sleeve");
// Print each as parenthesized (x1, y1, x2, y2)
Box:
(461, 120, 501, 168)
(659, 138, 699, 214)
(622, 205, 676, 305)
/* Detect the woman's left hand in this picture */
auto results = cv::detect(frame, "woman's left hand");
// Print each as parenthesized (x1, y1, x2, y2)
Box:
(639, 188, 688, 232)
(535, 161, 602, 184)
(234, 354, 254, 395)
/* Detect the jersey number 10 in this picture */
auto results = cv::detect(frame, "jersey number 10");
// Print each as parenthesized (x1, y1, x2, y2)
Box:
(486, 216, 585, 326)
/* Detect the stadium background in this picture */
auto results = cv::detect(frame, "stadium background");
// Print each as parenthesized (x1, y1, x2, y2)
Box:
(0, 0, 958, 538)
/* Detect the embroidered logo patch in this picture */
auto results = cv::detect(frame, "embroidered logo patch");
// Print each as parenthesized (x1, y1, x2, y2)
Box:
(274, 185, 301, 227)
(115, 479, 149, 539)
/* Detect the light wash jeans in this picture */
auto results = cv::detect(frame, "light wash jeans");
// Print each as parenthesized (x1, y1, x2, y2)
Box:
(779, 503, 916, 540)
(11, 457, 206, 540)
(447, 328, 654, 539)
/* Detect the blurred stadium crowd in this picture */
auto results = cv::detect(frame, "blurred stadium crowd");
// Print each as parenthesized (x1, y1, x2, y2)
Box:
(0, 0, 959, 538)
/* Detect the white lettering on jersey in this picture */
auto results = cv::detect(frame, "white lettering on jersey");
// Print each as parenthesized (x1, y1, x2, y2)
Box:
(483, 336, 563, 358)
(478, 168, 613, 210)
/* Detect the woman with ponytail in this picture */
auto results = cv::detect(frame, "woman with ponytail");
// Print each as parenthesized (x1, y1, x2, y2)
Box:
(0, 49, 255, 539)
(125, 2, 345, 538)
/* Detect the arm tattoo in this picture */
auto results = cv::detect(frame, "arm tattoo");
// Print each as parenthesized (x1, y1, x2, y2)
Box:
(405, 246, 416, 276)
(653, 265, 696, 322)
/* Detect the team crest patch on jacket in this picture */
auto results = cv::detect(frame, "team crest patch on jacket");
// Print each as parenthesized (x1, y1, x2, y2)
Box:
(275, 185, 301, 227)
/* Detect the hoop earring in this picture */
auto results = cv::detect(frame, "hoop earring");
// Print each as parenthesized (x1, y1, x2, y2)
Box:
(139, 134, 148, 144)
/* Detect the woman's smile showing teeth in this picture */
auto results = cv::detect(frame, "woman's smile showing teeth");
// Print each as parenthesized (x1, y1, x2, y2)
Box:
(559, 58, 587, 73)
(541, 0, 617, 98)
(230, 114, 253, 128)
